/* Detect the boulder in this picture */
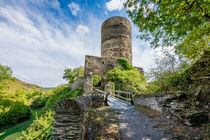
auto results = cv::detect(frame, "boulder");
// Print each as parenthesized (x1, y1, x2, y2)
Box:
(70, 77, 84, 89)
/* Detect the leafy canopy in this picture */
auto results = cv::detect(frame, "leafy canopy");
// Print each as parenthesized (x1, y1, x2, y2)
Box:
(124, 0, 209, 59)
(0, 64, 12, 81)
(145, 48, 189, 93)
(63, 67, 84, 84)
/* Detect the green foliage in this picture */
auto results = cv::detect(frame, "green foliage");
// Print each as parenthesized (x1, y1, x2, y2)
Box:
(105, 67, 146, 94)
(145, 49, 190, 93)
(21, 85, 84, 139)
(0, 98, 31, 126)
(117, 58, 134, 70)
(93, 74, 102, 86)
(0, 76, 45, 126)
(21, 110, 54, 140)
(124, 0, 209, 59)
(43, 85, 84, 111)
(143, 81, 162, 94)
(63, 67, 84, 84)
(145, 50, 209, 93)
(106, 58, 146, 93)
(0, 64, 12, 81)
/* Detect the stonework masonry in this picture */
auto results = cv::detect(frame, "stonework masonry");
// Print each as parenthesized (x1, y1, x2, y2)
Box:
(52, 95, 104, 140)
(101, 16, 132, 64)
(83, 16, 143, 95)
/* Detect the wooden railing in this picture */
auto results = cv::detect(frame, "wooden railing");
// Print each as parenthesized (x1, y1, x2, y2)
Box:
(110, 90, 134, 105)
(94, 89, 109, 106)
(94, 89, 134, 105)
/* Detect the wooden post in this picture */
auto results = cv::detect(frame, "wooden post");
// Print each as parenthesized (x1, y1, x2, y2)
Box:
(104, 92, 109, 106)
(130, 93, 134, 105)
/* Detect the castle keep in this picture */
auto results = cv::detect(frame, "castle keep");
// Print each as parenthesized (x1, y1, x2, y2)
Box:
(101, 16, 132, 64)
(83, 16, 143, 94)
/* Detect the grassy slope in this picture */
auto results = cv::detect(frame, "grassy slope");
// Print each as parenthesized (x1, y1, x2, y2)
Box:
(0, 77, 46, 139)
(1, 77, 45, 95)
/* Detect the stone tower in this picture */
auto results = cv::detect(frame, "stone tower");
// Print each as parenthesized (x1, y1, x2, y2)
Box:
(101, 16, 132, 64)
(82, 16, 143, 95)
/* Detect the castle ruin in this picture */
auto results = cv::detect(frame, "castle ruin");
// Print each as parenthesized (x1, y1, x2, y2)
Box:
(83, 16, 143, 94)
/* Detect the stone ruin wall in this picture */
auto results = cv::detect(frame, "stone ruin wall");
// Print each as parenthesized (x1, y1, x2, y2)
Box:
(84, 55, 120, 94)
(101, 16, 132, 64)
(84, 55, 119, 76)
(52, 95, 104, 140)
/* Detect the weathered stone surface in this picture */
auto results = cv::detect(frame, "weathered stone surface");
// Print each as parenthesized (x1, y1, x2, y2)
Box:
(134, 66, 144, 74)
(84, 74, 93, 95)
(84, 55, 119, 94)
(53, 95, 105, 140)
(101, 16, 132, 64)
(70, 77, 84, 89)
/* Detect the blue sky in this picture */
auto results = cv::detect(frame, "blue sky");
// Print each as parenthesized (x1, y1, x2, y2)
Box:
(0, 0, 160, 87)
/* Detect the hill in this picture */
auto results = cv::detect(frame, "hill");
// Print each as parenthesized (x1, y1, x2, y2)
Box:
(0, 76, 46, 127)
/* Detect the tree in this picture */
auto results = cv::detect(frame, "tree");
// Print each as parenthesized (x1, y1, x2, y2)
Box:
(146, 48, 189, 92)
(124, 0, 209, 59)
(0, 64, 12, 81)
(63, 67, 84, 84)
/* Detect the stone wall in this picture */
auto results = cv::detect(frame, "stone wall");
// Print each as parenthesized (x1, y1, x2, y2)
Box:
(84, 55, 119, 94)
(52, 95, 104, 140)
(84, 55, 119, 76)
(70, 77, 84, 89)
(134, 66, 144, 74)
(101, 16, 132, 64)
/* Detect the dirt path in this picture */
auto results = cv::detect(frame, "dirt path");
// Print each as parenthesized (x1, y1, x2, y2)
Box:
(108, 97, 170, 140)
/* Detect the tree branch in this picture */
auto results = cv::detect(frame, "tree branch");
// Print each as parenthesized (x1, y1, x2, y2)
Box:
(194, 0, 210, 20)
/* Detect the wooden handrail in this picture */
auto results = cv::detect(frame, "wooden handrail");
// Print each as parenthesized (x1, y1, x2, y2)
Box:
(95, 89, 108, 94)
(110, 90, 132, 94)
(94, 89, 134, 105)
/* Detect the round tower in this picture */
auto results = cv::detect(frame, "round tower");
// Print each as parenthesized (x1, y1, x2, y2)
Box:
(101, 16, 132, 64)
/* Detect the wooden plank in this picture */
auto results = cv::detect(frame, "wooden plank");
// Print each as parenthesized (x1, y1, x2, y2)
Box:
(95, 89, 108, 94)
(110, 90, 132, 94)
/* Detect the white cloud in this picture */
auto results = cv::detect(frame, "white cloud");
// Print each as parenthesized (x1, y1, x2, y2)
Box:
(68, 2, 80, 16)
(105, 0, 126, 11)
(0, 4, 101, 87)
(0, 1, 158, 87)
(76, 25, 89, 33)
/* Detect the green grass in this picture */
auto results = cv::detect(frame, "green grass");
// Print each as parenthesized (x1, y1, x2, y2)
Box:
(0, 108, 42, 140)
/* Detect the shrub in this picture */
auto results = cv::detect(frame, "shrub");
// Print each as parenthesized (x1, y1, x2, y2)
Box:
(21, 110, 54, 140)
(43, 85, 84, 111)
(105, 67, 146, 94)
(0, 98, 31, 126)
(93, 74, 101, 86)
(117, 58, 134, 70)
